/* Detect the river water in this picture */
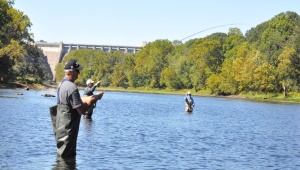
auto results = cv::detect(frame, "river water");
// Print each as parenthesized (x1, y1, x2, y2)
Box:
(0, 88, 299, 169)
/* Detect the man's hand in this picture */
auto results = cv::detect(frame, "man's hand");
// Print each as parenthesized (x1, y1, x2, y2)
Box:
(93, 91, 104, 101)
(78, 92, 104, 115)
(96, 81, 101, 86)
(81, 92, 104, 104)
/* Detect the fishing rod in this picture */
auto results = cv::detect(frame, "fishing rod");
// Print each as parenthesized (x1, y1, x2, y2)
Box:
(180, 23, 249, 41)
(100, 23, 249, 92)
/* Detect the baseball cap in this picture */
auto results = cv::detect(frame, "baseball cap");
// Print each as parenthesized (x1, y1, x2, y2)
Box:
(86, 79, 94, 85)
(64, 59, 84, 70)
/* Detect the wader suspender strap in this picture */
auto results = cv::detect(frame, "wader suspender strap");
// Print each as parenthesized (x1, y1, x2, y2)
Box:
(57, 78, 71, 104)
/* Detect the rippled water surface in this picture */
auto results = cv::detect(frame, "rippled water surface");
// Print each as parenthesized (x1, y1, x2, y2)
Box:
(0, 88, 300, 169)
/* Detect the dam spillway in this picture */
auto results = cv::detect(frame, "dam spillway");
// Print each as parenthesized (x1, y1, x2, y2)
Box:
(35, 41, 142, 81)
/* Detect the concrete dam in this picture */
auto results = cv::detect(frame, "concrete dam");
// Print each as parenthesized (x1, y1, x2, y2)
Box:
(35, 41, 142, 80)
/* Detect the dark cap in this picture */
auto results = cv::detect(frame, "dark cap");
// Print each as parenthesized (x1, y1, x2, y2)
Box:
(64, 59, 84, 70)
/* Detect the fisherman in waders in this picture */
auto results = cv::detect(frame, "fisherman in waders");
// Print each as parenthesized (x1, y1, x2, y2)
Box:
(52, 59, 104, 158)
(83, 79, 101, 119)
(185, 91, 195, 112)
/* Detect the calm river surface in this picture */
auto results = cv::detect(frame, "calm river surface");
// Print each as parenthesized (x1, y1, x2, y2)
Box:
(0, 88, 300, 169)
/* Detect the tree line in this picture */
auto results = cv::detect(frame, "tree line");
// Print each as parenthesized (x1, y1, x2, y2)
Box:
(1, 0, 300, 96)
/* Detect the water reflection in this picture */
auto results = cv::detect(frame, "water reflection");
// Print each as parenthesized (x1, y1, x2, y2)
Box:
(81, 118, 93, 133)
(53, 156, 76, 170)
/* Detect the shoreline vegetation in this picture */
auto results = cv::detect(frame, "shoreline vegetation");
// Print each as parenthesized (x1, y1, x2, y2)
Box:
(1, 82, 300, 104)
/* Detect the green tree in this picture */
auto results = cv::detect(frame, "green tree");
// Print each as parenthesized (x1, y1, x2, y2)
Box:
(258, 12, 300, 65)
(253, 62, 276, 93)
(231, 42, 257, 92)
(134, 40, 173, 88)
(187, 39, 223, 90)
(217, 59, 238, 95)
(277, 47, 297, 97)
(206, 73, 222, 94)
(223, 28, 245, 52)
(0, 0, 45, 84)
(160, 67, 181, 89)
(110, 52, 135, 88)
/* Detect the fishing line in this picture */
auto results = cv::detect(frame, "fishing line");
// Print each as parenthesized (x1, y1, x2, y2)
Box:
(92, 105, 96, 156)
(102, 23, 249, 90)
(180, 23, 249, 41)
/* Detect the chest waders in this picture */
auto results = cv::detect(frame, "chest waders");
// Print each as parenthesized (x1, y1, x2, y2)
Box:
(185, 98, 193, 112)
(56, 104, 81, 157)
(49, 79, 81, 158)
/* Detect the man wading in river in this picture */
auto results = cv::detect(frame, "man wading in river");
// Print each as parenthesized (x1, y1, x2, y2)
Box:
(51, 59, 104, 158)
(185, 91, 195, 112)
(83, 79, 101, 119)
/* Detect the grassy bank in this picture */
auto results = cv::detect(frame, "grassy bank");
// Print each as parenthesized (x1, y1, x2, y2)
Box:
(237, 92, 300, 103)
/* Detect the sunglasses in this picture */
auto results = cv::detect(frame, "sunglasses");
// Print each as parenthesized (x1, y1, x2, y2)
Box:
(72, 69, 80, 74)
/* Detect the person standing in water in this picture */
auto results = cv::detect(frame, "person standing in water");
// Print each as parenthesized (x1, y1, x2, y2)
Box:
(54, 59, 104, 158)
(83, 79, 101, 119)
(185, 91, 195, 112)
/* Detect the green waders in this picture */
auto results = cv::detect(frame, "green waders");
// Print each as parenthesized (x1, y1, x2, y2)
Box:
(185, 99, 194, 112)
(50, 104, 81, 158)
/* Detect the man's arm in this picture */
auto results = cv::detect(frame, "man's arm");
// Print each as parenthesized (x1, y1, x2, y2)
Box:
(185, 97, 189, 103)
(90, 81, 101, 92)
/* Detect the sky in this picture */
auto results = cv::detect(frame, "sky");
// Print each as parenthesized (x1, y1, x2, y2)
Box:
(13, 0, 300, 47)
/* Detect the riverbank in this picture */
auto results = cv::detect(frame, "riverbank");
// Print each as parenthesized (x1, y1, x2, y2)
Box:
(1, 82, 300, 104)
(0, 82, 56, 90)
